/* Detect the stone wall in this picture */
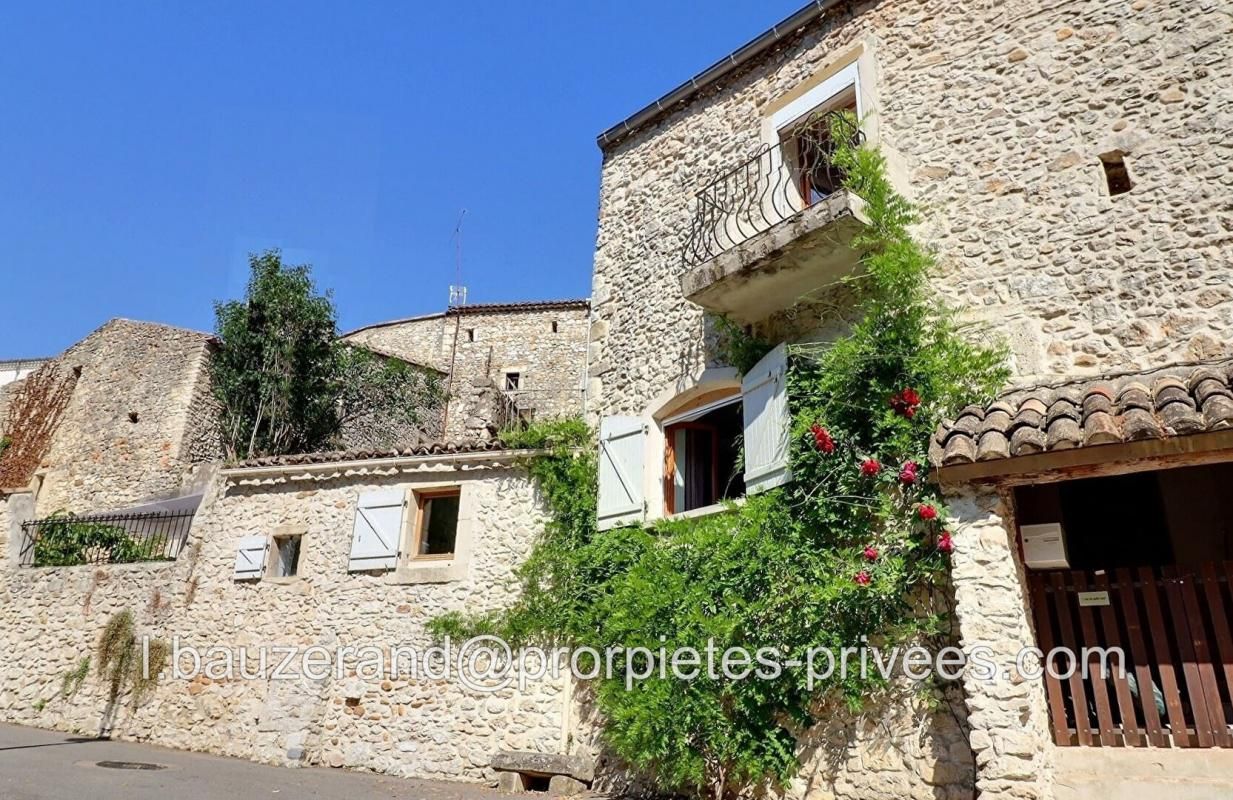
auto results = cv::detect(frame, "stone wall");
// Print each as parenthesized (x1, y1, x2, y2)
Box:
(345, 303, 590, 439)
(587, 1, 1233, 797)
(6, 319, 223, 515)
(0, 453, 584, 784)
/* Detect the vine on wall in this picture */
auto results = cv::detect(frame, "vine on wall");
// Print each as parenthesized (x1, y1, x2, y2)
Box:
(0, 363, 77, 488)
(432, 117, 1008, 800)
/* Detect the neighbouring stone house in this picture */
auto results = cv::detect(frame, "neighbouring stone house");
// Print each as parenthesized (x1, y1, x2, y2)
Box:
(0, 319, 222, 517)
(0, 309, 597, 788)
(588, 1, 1233, 799)
(0, 442, 590, 785)
(343, 299, 591, 439)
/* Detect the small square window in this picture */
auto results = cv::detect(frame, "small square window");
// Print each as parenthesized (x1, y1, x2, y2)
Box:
(504, 372, 522, 391)
(272, 534, 302, 577)
(413, 491, 460, 559)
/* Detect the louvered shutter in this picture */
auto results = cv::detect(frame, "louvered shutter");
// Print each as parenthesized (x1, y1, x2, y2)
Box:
(597, 416, 646, 531)
(233, 535, 268, 580)
(742, 343, 791, 494)
(348, 488, 405, 571)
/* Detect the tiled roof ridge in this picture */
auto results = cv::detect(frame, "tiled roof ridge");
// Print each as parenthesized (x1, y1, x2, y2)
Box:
(930, 358, 1233, 467)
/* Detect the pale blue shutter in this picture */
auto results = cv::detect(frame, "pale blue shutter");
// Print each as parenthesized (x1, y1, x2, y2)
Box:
(348, 489, 405, 571)
(742, 344, 791, 494)
(233, 535, 268, 580)
(597, 416, 646, 531)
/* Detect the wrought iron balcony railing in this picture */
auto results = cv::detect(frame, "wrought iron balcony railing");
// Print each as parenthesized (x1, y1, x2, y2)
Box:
(681, 110, 862, 268)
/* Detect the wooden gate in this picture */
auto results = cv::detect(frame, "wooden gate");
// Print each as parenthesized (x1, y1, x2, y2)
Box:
(1027, 564, 1233, 747)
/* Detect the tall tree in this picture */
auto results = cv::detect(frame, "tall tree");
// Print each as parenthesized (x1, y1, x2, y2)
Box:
(212, 250, 442, 459)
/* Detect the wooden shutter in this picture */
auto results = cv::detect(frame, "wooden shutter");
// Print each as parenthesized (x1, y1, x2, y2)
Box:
(348, 488, 405, 571)
(233, 535, 268, 580)
(742, 343, 791, 495)
(597, 416, 646, 531)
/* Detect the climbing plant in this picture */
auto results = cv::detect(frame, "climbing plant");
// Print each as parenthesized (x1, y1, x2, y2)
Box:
(96, 610, 170, 707)
(0, 362, 77, 487)
(431, 116, 1007, 800)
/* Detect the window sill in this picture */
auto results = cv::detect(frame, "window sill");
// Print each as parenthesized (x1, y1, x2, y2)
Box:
(262, 575, 301, 586)
(666, 497, 746, 522)
(387, 560, 463, 585)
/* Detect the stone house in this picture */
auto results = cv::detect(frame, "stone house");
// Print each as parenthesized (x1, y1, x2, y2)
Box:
(588, 1, 1233, 799)
(343, 299, 591, 439)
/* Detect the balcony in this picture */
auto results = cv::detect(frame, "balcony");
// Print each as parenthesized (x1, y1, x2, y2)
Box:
(679, 111, 867, 325)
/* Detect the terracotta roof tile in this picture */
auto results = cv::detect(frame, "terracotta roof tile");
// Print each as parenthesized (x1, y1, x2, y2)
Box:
(227, 438, 515, 469)
(931, 359, 1233, 467)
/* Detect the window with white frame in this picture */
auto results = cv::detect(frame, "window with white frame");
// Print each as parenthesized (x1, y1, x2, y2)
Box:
(771, 62, 862, 210)
(596, 344, 791, 529)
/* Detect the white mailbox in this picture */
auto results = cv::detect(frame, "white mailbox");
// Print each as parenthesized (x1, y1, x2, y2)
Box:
(1020, 522, 1069, 570)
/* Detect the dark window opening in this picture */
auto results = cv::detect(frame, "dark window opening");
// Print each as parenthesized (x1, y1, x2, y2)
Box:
(1100, 150, 1133, 196)
(551, 321, 559, 333)
(466, 328, 475, 342)
(504, 372, 522, 391)
(415, 491, 460, 558)
(1014, 463, 1233, 572)
(665, 400, 745, 514)
(272, 535, 301, 577)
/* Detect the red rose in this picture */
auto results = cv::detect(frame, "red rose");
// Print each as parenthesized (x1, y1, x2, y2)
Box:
(863, 546, 879, 561)
(860, 458, 881, 477)
(891, 387, 922, 418)
(901, 388, 920, 407)
(938, 532, 954, 554)
(854, 570, 871, 586)
(904, 405, 918, 419)
(899, 461, 918, 484)
(918, 504, 938, 521)
(811, 424, 835, 454)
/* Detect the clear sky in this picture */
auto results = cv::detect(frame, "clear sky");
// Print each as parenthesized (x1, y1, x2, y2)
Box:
(0, 1, 804, 356)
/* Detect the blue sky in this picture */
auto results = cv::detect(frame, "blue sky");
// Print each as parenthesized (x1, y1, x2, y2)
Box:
(0, 1, 803, 356)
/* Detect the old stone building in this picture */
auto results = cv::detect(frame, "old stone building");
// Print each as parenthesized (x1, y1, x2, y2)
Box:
(344, 299, 591, 439)
(588, 1, 1233, 799)
(0, 319, 221, 516)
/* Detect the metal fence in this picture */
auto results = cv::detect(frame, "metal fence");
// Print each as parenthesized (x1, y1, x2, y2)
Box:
(18, 509, 196, 568)
(681, 110, 862, 268)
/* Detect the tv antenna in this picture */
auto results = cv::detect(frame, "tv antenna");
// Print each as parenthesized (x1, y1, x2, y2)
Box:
(449, 209, 468, 307)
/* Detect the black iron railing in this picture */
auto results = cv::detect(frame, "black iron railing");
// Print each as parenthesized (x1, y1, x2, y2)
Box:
(681, 110, 862, 268)
(18, 509, 196, 568)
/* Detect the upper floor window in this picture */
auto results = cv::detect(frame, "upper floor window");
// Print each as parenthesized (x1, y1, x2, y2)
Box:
(504, 371, 522, 391)
(772, 63, 861, 210)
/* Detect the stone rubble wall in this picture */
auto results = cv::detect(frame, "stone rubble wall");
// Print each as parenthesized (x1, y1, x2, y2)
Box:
(18, 319, 223, 515)
(345, 306, 590, 439)
(0, 463, 583, 785)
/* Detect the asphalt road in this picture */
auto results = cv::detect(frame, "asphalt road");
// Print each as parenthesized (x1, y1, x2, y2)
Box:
(0, 723, 511, 800)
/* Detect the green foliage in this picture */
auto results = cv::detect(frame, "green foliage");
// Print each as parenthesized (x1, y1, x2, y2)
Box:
(431, 121, 1007, 800)
(31, 513, 163, 567)
(712, 315, 773, 375)
(61, 656, 90, 699)
(212, 250, 443, 459)
(96, 610, 169, 706)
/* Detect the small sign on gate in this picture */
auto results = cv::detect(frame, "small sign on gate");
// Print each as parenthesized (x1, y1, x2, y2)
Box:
(1077, 590, 1110, 607)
